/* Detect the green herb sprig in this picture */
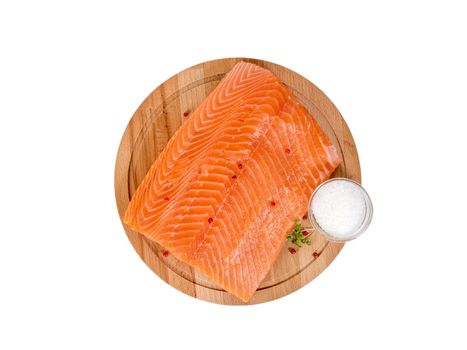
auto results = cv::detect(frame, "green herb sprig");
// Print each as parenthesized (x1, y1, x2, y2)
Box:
(287, 220, 311, 248)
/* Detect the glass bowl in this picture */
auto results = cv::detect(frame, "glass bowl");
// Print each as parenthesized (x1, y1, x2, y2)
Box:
(307, 178, 373, 242)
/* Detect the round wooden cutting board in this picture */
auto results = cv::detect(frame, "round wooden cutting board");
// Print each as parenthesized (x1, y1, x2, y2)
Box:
(114, 58, 361, 305)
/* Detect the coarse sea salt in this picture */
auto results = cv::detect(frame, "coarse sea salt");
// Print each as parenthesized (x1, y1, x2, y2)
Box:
(310, 179, 370, 241)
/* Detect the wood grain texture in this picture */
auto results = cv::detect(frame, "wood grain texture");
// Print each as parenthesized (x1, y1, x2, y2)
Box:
(114, 58, 361, 305)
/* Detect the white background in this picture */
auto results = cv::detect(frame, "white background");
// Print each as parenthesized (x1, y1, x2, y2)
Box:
(1, 1, 466, 349)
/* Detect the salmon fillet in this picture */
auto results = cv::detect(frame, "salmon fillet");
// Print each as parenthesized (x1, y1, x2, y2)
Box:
(124, 62, 341, 302)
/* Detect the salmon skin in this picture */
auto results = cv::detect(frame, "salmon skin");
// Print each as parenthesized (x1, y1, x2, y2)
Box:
(124, 62, 341, 302)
